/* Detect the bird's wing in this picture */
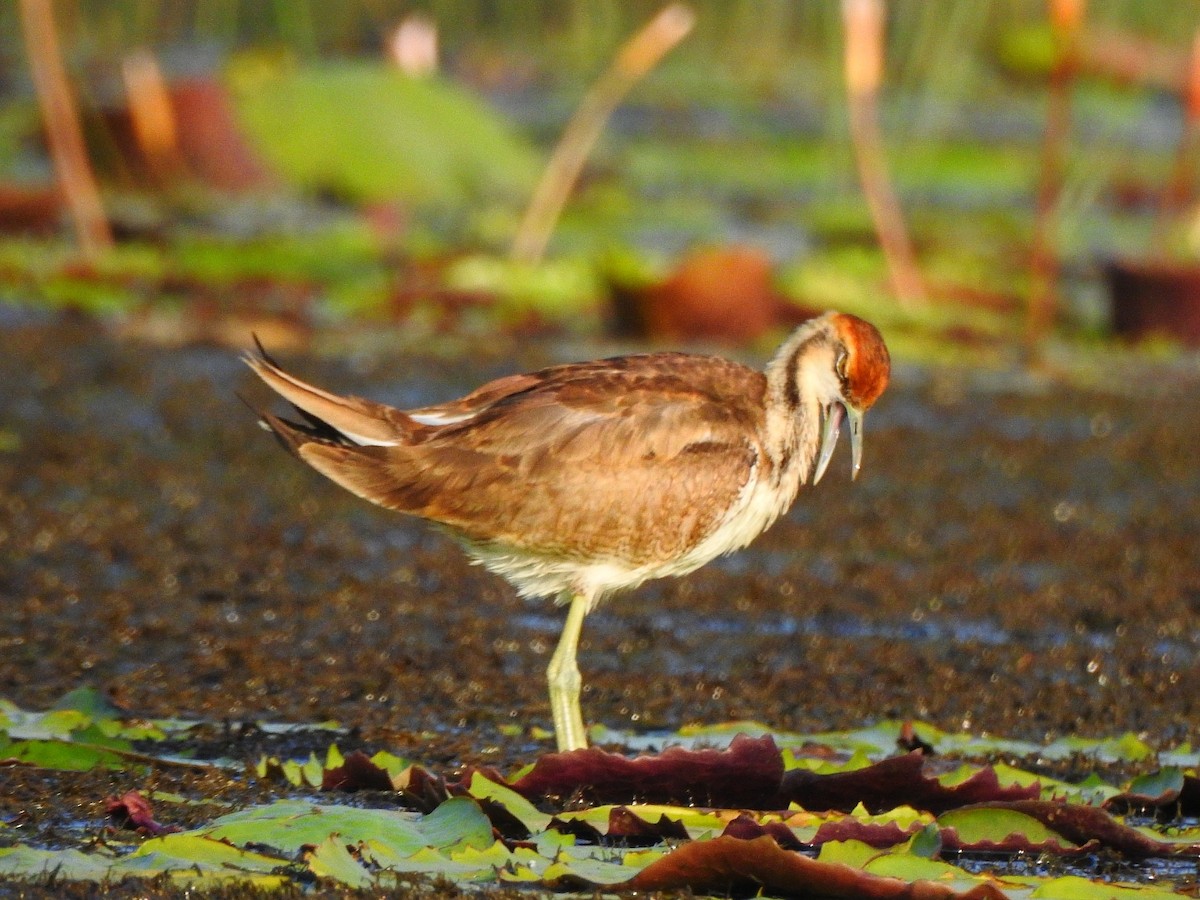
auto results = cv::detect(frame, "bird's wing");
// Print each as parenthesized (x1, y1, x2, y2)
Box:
(301, 355, 771, 563)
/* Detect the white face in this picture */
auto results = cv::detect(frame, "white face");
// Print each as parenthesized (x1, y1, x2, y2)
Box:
(798, 342, 846, 409)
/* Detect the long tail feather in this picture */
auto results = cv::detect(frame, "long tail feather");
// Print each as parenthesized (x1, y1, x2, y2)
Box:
(242, 340, 410, 446)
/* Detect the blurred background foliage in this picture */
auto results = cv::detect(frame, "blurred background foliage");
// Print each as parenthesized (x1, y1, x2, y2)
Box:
(1, 0, 1199, 358)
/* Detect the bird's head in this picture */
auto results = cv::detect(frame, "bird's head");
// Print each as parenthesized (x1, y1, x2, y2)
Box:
(771, 311, 890, 484)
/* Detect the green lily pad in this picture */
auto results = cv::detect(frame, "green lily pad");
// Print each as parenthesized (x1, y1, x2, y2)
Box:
(306, 835, 372, 888)
(231, 60, 537, 206)
(938, 806, 1075, 849)
(1031, 875, 1186, 899)
(0, 847, 116, 881)
(206, 801, 422, 853)
(117, 833, 285, 876)
(0, 736, 134, 771)
(467, 770, 552, 832)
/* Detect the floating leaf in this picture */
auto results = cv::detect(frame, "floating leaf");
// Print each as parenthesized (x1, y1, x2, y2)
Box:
(232, 62, 537, 206)
(781, 752, 1040, 814)
(510, 732, 783, 807)
(467, 770, 552, 833)
(551, 803, 727, 841)
(0, 736, 134, 771)
(118, 833, 285, 877)
(1042, 733, 1156, 764)
(206, 801, 425, 854)
(418, 796, 496, 854)
(791, 805, 932, 849)
(51, 686, 126, 719)
(623, 834, 1007, 899)
(1107, 769, 1186, 812)
(938, 806, 1076, 852)
(1030, 875, 1186, 899)
(0, 847, 116, 881)
(980, 801, 1180, 858)
(305, 835, 372, 888)
(720, 813, 807, 850)
(322, 749, 394, 791)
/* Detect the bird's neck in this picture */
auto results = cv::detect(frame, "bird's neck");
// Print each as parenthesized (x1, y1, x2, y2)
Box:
(763, 325, 839, 486)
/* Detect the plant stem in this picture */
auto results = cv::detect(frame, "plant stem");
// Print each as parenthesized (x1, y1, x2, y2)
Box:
(19, 0, 113, 259)
(842, 0, 925, 308)
(511, 4, 694, 265)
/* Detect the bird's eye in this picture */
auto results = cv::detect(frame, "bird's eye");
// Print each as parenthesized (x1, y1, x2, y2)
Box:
(835, 348, 849, 381)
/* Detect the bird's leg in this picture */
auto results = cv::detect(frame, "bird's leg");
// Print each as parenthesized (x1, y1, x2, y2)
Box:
(546, 590, 590, 752)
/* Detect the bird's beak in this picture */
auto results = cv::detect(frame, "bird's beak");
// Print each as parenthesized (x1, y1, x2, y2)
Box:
(812, 402, 864, 484)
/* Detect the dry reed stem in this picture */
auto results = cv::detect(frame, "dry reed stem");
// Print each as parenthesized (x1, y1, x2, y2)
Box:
(842, 0, 925, 308)
(1026, 0, 1086, 348)
(122, 48, 185, 184)
(19, 0, 113, 257)
(511, 4, 694, 265)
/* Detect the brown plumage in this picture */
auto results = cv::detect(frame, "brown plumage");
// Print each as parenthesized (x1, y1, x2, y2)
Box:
(245, 311, 890, 751)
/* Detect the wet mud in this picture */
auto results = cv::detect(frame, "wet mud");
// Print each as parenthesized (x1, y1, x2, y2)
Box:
(2, 310, 1199, 883)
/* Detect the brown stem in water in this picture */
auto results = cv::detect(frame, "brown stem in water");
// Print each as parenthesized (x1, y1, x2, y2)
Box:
(842, 0, 925, 308)
(122, 48, 186, 185)
(18, 0, 113, 257)
(1027, 0, 1085, 348)
(511, 4, 694, 265)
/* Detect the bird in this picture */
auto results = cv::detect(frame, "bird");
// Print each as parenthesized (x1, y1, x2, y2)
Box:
(244, 311, 890, 753)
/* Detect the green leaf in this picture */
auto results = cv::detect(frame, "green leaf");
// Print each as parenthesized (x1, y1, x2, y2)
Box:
(231, 61, 537, 206)
(1124, 768, 1185, 803)
(206, 801, 421, 854)
(1042, 733, 1155, 763)
(1030, 875, 1186, 899)
(30, 709, 91, 739)
(907, 822, 942, 858)
(816, 838, 881, 868)
(368, 749, 412, 779)
(937, 807, 1075, 849)
(419, 797, 495, 853)
(467, 771, 552, 832)
(0, 847, 115, 881)
(863, 850, 976, 884)
(0, 737, 134, 771)
(118, 833, 285, 875)
(539, 845, 663, 886)
(51, 686, 124, 719)
(306, 835, 372, 888)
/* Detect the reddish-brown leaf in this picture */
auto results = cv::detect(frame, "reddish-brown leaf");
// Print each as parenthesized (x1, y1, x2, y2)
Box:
(620, 834, 1006, 899)
(721, 813, 807, 850)
(393, 763, 449, 813)
(322, 750, 394, 792)
(811, 818, 923, 849)
(104, 790, 180, 836)
(723, 811, 920, 851)
(606, 806, 690, 844)
(509, 733, 783, 806)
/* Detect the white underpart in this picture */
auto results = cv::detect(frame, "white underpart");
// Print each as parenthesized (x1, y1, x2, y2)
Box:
(463, 458, 803, 611)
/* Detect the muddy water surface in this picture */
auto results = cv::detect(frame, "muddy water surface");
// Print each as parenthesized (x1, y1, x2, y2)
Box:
(2, 311, 1199, 769)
